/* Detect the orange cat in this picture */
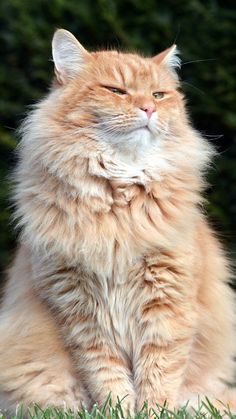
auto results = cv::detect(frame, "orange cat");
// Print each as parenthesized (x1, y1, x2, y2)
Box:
(0, 29, 235, 415)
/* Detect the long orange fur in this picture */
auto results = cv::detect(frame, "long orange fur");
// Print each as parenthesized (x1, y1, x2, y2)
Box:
(0, 29, 235, 414)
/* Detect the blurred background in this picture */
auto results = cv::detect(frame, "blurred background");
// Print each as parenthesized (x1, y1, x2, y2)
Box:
(0, 0, 235, 279)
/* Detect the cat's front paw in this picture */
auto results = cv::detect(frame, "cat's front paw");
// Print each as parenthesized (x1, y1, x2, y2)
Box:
(98, 393, 135, 417)
(136, 394, 175, 415)
(119, 395, 135, 417)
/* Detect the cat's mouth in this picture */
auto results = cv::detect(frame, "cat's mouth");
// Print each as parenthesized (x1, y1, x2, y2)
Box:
(133, 125, 151, 133)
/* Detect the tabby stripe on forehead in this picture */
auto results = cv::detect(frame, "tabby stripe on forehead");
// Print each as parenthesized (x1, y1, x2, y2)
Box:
(122, 63, 134, 83)
(112, 68, 124, 84)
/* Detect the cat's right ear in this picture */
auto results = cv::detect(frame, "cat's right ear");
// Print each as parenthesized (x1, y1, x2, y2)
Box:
(52, 29, 90, 85)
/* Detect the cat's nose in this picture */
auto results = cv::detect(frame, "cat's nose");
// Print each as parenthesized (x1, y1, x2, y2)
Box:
(139, 104, 156, 119)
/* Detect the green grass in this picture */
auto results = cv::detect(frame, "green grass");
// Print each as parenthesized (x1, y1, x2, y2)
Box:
(0, 398, 236, 419)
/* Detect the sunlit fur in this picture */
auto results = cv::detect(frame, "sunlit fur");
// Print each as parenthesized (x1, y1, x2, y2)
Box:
(0, 30, 235, 414)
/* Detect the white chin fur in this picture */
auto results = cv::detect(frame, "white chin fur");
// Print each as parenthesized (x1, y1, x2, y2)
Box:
(109, 128, 154, 150)
(96, 125, 166, 155)
(103, 130, 168, 160)
(95, 111, 164, 153)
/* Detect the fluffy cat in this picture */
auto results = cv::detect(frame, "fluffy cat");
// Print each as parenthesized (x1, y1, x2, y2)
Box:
(0, 29, 235, 415)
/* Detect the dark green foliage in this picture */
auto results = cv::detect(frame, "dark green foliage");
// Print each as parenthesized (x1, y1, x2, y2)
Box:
(0, 0, 235, 276)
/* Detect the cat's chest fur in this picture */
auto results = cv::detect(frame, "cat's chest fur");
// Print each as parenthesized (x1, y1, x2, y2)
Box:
(66, 156, 183, 280)
(69, 179, 168, 280)
(28, 151, 193, 286)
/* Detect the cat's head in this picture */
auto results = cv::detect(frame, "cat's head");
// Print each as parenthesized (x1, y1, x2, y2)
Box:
(51, 29, 183, 154)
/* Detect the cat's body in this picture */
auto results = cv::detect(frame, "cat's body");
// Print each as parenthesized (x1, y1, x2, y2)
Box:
(0, 29, 235, 414)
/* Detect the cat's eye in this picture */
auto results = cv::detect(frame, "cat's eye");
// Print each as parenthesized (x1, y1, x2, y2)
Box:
(104, 86, 127, 95)
(153, 92, 165, 99)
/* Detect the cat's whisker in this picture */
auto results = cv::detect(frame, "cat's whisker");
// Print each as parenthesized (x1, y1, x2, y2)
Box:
(182, 58, 217, 66)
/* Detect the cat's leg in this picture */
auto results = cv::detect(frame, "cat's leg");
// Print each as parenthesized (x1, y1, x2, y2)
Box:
(36, 264, 136, 415)
(0, 248, 88, 414)
(73, 340, 135, 414)
(61, 314, 135, 413)
(133, 251, 197, 412)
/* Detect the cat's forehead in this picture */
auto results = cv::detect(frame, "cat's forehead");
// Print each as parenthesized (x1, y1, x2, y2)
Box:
(91, 51, 175, 89)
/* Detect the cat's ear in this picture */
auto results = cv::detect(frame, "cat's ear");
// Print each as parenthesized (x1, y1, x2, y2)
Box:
(152, 45, 181, 75)
(52, 29, 90, 84)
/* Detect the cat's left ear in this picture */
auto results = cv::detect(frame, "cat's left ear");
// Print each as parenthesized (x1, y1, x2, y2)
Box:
(152, 45, 181, 75)
(52, 29, 90, 84)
